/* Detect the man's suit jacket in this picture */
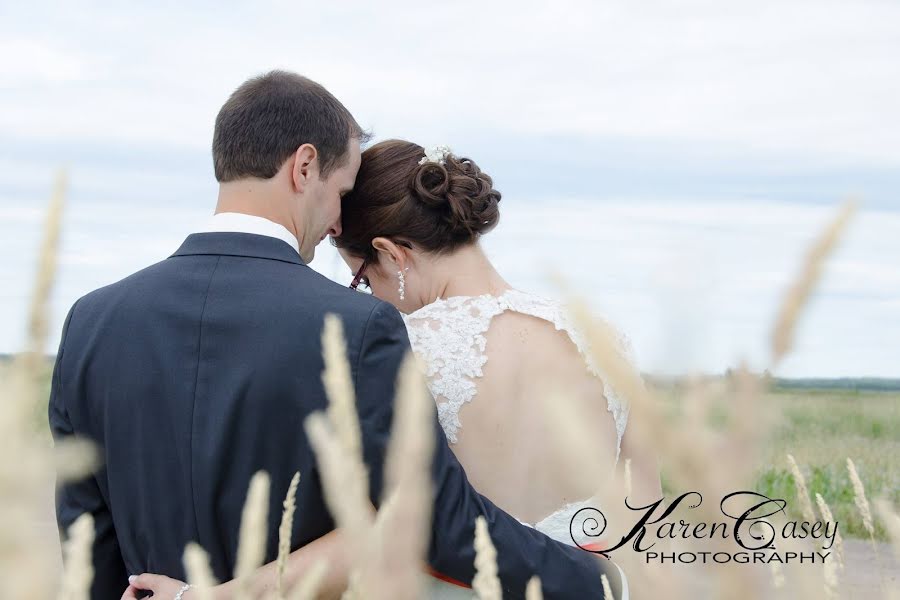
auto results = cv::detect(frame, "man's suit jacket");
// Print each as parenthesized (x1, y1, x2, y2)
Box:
(49, 232, 610, 598)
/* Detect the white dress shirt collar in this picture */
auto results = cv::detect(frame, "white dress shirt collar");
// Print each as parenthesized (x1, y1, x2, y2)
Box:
(200, 212, 300, 255)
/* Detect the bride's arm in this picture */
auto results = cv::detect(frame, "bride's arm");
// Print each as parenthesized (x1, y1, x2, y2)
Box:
(122, 529, 352, 600)
(217, 528, 351, 599)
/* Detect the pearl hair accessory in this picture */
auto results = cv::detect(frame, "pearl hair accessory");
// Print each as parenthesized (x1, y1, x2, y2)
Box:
(418, 145, 452, 166)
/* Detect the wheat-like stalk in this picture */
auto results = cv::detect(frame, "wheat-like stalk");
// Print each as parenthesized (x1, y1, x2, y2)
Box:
(183, 542, 218, 600)
(9, 169, 68, 421)
(770, 200, 857, 365)
(354, 351, 435, 599)
(276, 471, 301, 599)
(814, 498, 842, 600)
(473, 516, 502, 600)
(786, 454, 817, 525)
(25, 169, 67, 361)
(57, 513, 94, 600)
(303, 413, 372, 539)
(525, 575, 543, 600)
(382, 352, 433, 496)
(0, 170, 89, 600)
(51, 437, 100, 484)
(234, 471, 271, 600)
(321, 314, 363, 462)
(601, 573, 616, 600)
(815, 493, 844, 572)
(847, 458, 876, 540)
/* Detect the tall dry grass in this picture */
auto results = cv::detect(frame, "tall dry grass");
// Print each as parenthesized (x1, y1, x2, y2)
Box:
(2, 181, 897, 600)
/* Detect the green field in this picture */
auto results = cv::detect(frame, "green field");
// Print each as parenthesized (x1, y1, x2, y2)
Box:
(753, 388, 900, 540)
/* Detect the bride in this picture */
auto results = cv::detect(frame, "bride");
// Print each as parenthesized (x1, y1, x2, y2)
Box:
(335, 141, 658, 597)
(123, 141, 659, 599)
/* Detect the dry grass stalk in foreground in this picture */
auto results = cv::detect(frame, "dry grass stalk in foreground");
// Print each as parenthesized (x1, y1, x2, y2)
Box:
(276, 471, 301, 598)
(786, 453, 819, 527)
(322, 314, 363, 463)
(770, 199, 857, 365)
(473, 515, 502, 600)
(234, 472, 271, 600)
(183, 542, 217, 600)
(1, 170, 97, 600)
(319, 321, 442, 599)
(303, 414, 373, 561)
(525, 575, 543, 600)
(848, 458, 877, 544)
(20, 170, 67, 373)
(352, 352, 436, 599)
(57, 513, 94, 600)
(815, 494, 841, 598)
(305, 313, 377, 545)
(600, 573, 615, 600)
(303, 314, 378, 597)
(814, 493, 845, 570)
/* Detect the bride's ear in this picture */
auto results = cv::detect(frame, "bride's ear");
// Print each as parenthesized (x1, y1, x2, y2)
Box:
(371, 237, 407, 270)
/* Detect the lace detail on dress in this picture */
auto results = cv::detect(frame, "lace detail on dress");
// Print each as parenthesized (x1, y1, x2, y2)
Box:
(402, 289, 634, 458)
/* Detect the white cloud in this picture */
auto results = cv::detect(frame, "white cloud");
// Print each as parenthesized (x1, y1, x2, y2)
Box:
(0, 38, 90, 84)
(1, 1, 899, 163)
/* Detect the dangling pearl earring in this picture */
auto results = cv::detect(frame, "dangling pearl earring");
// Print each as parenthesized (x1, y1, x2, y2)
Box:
(397, 267, 409, 301)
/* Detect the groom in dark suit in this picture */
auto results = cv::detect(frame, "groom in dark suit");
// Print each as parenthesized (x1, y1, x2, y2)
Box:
(49, 70, 619, 599)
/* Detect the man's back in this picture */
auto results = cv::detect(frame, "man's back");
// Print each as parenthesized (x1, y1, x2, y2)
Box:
(50, 232, 394, 593)
(52, 231, 615, 599)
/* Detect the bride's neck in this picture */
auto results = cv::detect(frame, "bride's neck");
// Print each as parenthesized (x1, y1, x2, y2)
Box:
(430, 243, 511, 300)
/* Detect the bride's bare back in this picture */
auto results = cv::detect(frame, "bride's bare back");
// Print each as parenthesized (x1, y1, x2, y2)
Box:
(404, 289, 630, 526)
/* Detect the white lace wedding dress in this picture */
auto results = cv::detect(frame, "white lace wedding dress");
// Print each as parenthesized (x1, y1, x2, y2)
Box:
(403, 288, 632, 598)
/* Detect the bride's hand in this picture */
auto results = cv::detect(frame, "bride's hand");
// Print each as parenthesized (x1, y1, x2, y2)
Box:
(121, 573, 194, 600)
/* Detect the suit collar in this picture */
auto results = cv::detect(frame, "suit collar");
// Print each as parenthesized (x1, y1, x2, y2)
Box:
(170, 232, 307, 266)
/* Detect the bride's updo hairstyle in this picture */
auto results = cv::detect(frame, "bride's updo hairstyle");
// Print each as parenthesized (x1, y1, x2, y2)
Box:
(333, 140, 501, 263)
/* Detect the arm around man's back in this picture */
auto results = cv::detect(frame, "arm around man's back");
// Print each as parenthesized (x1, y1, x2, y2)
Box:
(353, 301, 613, 598)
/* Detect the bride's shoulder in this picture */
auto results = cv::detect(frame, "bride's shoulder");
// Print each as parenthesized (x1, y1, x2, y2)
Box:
(501, 289, 637, 365)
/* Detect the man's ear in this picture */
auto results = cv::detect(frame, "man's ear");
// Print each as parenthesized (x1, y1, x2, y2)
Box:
(291, 143, 319, 192)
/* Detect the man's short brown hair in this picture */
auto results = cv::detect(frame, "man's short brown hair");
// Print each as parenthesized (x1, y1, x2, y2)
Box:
(212, 70, 368, 183)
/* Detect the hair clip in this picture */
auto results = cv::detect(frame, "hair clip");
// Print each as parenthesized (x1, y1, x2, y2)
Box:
(418, 145, 452, 166)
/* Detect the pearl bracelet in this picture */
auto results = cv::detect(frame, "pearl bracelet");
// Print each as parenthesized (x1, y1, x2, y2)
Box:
(174, 583, 192, 600)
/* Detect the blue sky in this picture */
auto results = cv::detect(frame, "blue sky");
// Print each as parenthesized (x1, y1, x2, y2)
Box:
(1, 1, 898, 376)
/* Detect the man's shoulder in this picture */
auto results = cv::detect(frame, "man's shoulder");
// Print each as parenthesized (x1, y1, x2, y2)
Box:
(293, 266, 403, 332)
(69, 258, 174, 312)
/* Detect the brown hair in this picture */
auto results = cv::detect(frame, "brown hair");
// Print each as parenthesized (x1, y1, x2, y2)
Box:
(212, 70, 369, 183)
(334, 140, 501, 262)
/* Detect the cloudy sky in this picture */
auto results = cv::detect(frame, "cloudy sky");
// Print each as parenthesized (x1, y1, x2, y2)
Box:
(1, 0, 898, 376)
